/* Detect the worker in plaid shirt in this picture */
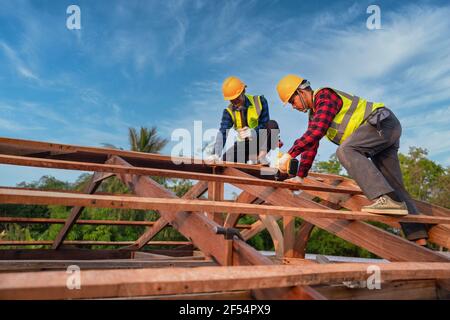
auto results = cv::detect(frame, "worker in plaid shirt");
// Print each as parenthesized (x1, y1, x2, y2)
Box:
(275, 74, 429, 246)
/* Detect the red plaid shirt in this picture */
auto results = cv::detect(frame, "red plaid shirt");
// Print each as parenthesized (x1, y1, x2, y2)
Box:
(288, 88, 343, 178)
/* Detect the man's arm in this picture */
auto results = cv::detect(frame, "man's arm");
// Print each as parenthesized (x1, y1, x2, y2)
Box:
(214, 109, 233, 156)
(298, 140, 319, 178)
(288, 88, 342, 177)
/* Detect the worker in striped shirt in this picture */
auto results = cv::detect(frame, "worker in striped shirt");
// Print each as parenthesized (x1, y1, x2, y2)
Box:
(275, 74, 428, 246)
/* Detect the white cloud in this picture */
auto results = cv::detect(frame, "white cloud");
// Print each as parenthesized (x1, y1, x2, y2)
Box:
(0, 41, 41, 82)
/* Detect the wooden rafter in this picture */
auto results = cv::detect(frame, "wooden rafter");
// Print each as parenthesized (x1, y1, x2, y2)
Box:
(1, 187, 449, 225)
(0, 262, 448, 299)
(223, 167, 449, 263)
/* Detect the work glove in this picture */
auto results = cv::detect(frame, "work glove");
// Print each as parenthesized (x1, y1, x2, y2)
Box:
(237, 127, 252, 140)
(277, 153, 292, 173)
(205, 154, 220, 164)
(285, 176, 303, 184)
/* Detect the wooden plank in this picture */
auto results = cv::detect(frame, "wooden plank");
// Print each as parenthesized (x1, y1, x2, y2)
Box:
(0, 154, 363, 194)
(224, 191, 259, 228)
(283, 216, 295, 258)
(223, 167, 450, 263)
(129, 180, 209, 250)
(0, 217, 157, 226)
(52, 171, 108, 249)
(292, 222, 315, 259)
(0, 259, 217, 271)
(108, 156, 323, 300)
(1, 187, 450, 225)
(315, 279, 438, 300)
(0, 241, 191, 246)
(304, 177, 450, 250)
(207, 168, 225, 224)
(108, 156, 233, 266)
(0, 249, 133, 260)
(99, 290, 253, 300)
(0, 262, 448, 299)
(132, 252, 207, 261)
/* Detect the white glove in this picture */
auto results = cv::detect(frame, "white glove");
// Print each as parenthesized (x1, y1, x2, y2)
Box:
(277, 153, 292, 173)
(237, 127, 252, 140)
(285, 176, 303, 184)
(205, 154, 220, 164)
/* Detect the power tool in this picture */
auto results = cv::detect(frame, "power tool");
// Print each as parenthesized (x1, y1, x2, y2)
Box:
(275, 152, 299, 180)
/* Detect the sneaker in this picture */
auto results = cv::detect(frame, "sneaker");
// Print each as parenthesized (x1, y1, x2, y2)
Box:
(361, 195, 408, 216)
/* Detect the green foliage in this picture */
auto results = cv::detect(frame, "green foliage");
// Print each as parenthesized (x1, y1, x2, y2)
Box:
(399, 147, 449, 208)
(128, 126, 169, 153)
(313, 153, 344, 175)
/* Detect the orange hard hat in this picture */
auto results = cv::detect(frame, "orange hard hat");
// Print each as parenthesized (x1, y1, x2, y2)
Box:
(222, 76, 246, 100)
(276, 74, 305, 105)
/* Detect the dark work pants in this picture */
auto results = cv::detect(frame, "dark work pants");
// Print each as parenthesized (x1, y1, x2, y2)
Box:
(335, 108, 429, 241)
(223, 120, 279, 163)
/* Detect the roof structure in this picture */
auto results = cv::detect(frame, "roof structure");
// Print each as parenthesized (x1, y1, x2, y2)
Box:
(0, 136, 449, 300)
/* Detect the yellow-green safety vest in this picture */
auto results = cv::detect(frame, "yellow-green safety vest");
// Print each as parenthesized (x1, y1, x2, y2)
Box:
(225, 94, 263, 130)
(314, 88, 385, 145)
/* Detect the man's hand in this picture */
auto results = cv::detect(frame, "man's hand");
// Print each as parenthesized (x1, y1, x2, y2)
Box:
(277, 153, 292, 173)
(237, 127, 252, 140)
(205, 154, 220, 164)
(285, 176, 303, 184)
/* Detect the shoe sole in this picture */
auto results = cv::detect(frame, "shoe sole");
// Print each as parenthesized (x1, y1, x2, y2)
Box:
(361, 208, 408, 216)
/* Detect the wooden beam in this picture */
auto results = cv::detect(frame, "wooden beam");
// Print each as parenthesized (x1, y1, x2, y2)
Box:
(0, 241, 191, 246)
(293, 222, 316, 259)
(0, 249, 194, 260)
(108, 156, 323, 300)
(304, 177, 450, 250)
(0, 216, 252, 229)
(1, 187, 450, 225)
(223, 167, 450, 263)
(283, 216, 296, 258)
(128, 180, 209, 250)
(0, 259, 217, 271)
(0, 262, 448, 299)
(0, 217, 157, 226)
(224, 191, 259, 228)
(52, 171, 108, 249)
(107, 156, 235, 266)
(0, 249, 133, 260)
(207, 168, 225, 224)
(0, 154, 363, 194)
(315, 279, 439, 300)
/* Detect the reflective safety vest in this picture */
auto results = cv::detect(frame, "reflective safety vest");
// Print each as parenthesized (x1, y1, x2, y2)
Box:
(314, 88, 385, 145)
(225, 94, 263, 130)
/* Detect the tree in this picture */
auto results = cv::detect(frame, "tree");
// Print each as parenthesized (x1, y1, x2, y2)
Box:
(399, 147, 449, 208)
(313, 154, 345, 176)
(128, 126, 169, 153)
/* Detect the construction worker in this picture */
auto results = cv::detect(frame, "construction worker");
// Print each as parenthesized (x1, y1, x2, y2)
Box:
(276, 74, 428, 246)
(208, 76, 280, 164)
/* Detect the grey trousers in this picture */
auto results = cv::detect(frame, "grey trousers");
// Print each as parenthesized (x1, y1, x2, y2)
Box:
(336, 108, 429, 241)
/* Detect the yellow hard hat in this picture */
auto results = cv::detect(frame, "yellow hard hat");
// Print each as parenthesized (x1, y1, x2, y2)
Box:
(222, 76, 246, 100)
(276, 74, 304, 105)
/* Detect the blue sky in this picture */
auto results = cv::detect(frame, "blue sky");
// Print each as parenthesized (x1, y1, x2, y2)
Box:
(1, 0, 450, 186)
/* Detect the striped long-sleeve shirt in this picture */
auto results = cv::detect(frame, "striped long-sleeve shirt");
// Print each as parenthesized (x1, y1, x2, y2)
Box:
(288, 88, 343, 178)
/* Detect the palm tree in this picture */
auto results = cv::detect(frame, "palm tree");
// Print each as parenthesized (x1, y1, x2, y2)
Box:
(128, 126, 168, 153)
(102, 126, 168, 154)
